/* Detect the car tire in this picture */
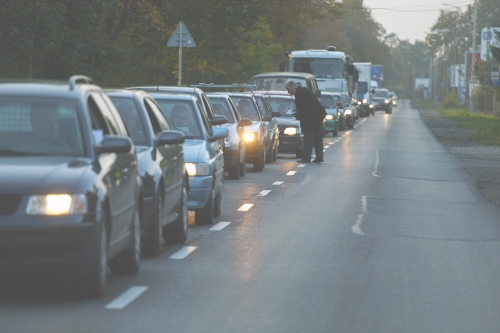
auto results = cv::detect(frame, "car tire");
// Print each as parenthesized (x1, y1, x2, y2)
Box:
(195, 190, 214, 225)
(272, 143, 278, 162)
(143, 193, 163, 257)
(163, 183, 188, 244)
(109, 207, 141, 276)
(228, 152, 241, 180)
(84, 212, 108, 298)
(265, 143, 274, 163)
(239, 150, 246, 177)
(253, 146, 265, 172)
(332, 123, 338, 137)
(213, 189, 222, 217)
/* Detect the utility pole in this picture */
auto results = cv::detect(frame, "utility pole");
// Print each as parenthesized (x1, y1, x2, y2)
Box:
(470, 0, 478, 114)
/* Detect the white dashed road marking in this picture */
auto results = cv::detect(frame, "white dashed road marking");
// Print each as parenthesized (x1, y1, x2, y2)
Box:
(257, 190, 272, 197)
(298, 164, 306, 168)
(170, 246, 197, 259)
(287, 171, 297, 176)
(237, 204, 254, 211)
(210, 222, 231, 231)
(106, 286, 149, 310)
(273, 181, 284, 185)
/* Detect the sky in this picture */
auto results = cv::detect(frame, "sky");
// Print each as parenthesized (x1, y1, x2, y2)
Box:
(362, 0, 474, 43)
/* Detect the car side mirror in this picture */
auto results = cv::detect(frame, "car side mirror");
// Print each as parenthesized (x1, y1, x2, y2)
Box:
(209, 127, 229, 142)
(96, 135, 132, 154)
(211, 115, 228, 125)
(272, 111, 281, 117)
(157, 130, 185, 146)
(239, 119, 252, 127)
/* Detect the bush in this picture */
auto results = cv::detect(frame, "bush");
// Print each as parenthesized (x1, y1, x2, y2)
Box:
(442, 90, 459, 109)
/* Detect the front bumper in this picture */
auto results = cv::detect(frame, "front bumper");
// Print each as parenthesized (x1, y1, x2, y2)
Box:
(324, 119, 338, 132)
(187, 175, 213, 209)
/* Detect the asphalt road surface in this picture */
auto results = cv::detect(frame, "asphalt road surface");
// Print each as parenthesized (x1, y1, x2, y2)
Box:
(3, 100, 500, 333)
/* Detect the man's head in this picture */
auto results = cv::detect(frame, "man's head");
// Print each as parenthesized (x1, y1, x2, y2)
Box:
(30, 102, 60, 139)
(237, 99, 250, 115)
(285, 81, 297, 96)
(171, 105, 189, 127)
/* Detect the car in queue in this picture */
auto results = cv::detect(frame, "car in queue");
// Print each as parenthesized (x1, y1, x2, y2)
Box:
(372, 88, 392, 114)
(254, 90, 305, 158)
(319, 92, 342, 136)
(0, 76, 142, 297)
(340, 92, 355, 130)
(356, 89, 374, 117)
(252, 93, 281, 163)
(206, 93, 252, 180)
(147, 93, 228, 225)
(251, 72, 322, 98)
(106, 89, 189, 257)
(389, 91, 397, 108)
(210, 93, 268, 172)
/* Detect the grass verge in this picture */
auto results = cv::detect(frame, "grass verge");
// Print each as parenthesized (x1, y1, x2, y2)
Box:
(435, 108, 500, 146)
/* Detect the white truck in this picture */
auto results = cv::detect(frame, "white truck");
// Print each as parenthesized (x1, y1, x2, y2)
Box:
(354, 62, 374, 117)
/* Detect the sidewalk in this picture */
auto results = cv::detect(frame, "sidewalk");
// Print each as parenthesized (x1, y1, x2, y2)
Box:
(419, 109, 500, 207)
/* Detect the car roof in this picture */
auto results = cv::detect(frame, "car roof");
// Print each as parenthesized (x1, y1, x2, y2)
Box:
(146, 92, 197, 102)
(252, 72, 315, 79)
(0, 77, 100, 98)
(127, 86, 203, 94)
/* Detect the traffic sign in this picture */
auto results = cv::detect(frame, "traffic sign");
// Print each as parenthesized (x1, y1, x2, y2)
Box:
(491, 72, 500, 86)
(167, 21, 196, 47)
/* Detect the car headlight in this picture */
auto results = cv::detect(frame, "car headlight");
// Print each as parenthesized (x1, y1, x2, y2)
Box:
(362, 99, 368, 103)
(185, 162, 210, 176)
(337, 111, 341, 117)
(325, 115, 333, 120)
(244, 132, 257, 142)
(284, 127, 297, 135)
(357, 101, 361, 105)
(384, 99, 389, 103)
(26, 194, 87, 215)
(369, 104, 374, 108)
(344, 109, 352, 115)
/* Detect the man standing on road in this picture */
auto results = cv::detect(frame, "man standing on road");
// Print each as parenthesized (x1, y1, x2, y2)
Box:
(285, 81, 326, 163)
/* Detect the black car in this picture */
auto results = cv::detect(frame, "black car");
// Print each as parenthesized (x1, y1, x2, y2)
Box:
(0, 76, 142, 297)
(206, 94, 252, 180)
(107, 89, 189, 257)
(373, 88, 392, 114)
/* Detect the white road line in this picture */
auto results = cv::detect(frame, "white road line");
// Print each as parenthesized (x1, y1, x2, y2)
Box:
(334, 139, 340, 142)
(324, 146, 329, 148)
(286, 171, 297, 176)
(105, 286, 149, 310)
(257, 190, 272, 196)
(323, 150, 326, 152)
(372, 149, 381, 177)
(210, 222, 231, 231)
(273, 181, 284, 185)
(170, 246, 197, 259)
(298, 164, 306, 168)
(237, 203, 254, 211)
(329, 142, 334, 144)
(352, 196, 367, 236)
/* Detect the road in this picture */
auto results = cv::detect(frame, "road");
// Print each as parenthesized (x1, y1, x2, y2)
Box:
(2, 100, 500, 333)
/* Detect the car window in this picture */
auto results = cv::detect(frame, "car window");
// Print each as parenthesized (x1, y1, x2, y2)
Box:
(341, 94, 350, 106)
(374, 90, 389, 98)
(0, 96, 84, 156)
(320, 95, 336, 108)
(109, 96, 148, 146)
(230, 97, 261, 121)
(251, 77, 308, 91)
(145, 98, 171, 132)
(89, 93, 118, 136)
(267, 97, 296, 116)
(254, 96, 271, 118)
(100, 92, 128, 135)
(154, 99, 203, 139)
(208, 97, 235, 123)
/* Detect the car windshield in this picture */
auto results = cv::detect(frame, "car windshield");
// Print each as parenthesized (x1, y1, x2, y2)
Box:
(109, 96, 149, 146)
(320, 95, 336, 109)
(230, 97, 261, 121)
(0, 96, 84, 157)
(374, 90, 389, 98)
(267, 97, 296, 116)
(290, 58, 344, 79)
(154, 100, 203, 139)
(251, 77, 308, 91)
(207, 97, 235, 123)
(341, 94, 350, 106)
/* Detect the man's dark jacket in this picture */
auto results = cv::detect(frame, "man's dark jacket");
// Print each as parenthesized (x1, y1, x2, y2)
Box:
(294, 86, 326, 134)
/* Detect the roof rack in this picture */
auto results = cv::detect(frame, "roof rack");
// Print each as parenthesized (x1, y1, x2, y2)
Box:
(69, 75, 94, 91)
(190, 83, 256, 92)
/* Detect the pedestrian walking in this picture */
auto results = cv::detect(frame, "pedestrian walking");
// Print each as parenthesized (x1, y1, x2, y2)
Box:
(285, 81, 326, 163)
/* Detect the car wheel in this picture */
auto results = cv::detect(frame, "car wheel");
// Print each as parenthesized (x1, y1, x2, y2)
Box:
(239, 150, 246, 176)
(272, 143, 278, 162)
(228, 152, 241, 180)
(213, 189, 222, 217)
(195, 189, 214, 225)
(163, 182, 188, 244)
(143, 193, 163, 257)
(109, 207, 141, 276)
(253, 145, 265, 172)
(332, 123, 338, 137)
(265, 143, 274, 163)
(85, 212, 108, 298)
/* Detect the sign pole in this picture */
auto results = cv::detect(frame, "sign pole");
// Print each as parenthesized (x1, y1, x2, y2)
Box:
(167, 21, 195, 86)
(178, 23, 183, 86)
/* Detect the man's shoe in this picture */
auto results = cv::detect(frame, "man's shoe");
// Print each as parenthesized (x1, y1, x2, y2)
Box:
(312, 159, 324, 163)
(297, 159, 311, 163)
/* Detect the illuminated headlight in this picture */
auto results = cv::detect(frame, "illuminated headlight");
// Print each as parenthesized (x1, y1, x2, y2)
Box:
(369, 104, 374, 108)
(26, 194, 87, 215)
(224, 136, 232, 146)
(392, 100, 397, 105)
(244, 132, 257, 142)
(384, 99, 389, 103)
(185, 162, 210, 176)
(325, 115, 334, 120)
(362, 99, 368, 103)
(344, 109, 352, 115)
(284, 127, 297, 135)
(337, 111, 341, 117)
(357, 101, 361, 105)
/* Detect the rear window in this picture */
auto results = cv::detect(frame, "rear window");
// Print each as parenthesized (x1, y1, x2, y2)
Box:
(251, 77, 308, 91)
(154, 100, 203, 139)
(267, 97, 296, 116)
(229, 97, 260, 121)
(207, 97, 235, 123)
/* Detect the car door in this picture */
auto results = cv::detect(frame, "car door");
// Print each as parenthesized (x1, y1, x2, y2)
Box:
(143, 97, 183, 221)
(255, 95, 278, 152)
(227, 97, 246, 162)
